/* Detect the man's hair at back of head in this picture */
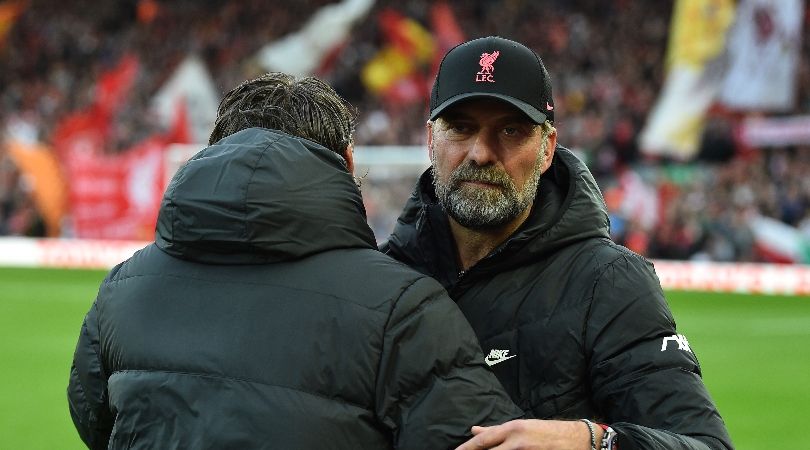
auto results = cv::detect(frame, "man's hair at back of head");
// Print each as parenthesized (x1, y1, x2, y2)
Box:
(208, 72, 357, 158)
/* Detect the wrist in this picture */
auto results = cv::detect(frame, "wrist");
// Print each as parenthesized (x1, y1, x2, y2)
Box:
(596, 423, 618, 450)
(579, 419, 604, 450)
(578, 419, 595, 450)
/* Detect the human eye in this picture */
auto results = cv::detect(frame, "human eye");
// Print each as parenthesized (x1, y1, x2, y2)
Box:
(502, 126, 520, 136)
(443, 120, 474, 137)
(501, 123, 533, 138)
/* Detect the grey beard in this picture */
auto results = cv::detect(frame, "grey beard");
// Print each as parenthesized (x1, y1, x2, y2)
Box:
(432, 157, 543, 230)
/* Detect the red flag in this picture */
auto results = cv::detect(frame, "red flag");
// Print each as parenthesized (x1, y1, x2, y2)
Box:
(95, 53, 140, 115)
(49, 53, 164, 240)
(429, 2, 466, 77)
(52, 54, 140, 161)
(65, 134, 167, 240)
(59, 101, 186, 240)
(361, 9, 436, 105)
(166, 98, 192, 145)
(51, 107, 110, 161)
(378, 9, 435, 63)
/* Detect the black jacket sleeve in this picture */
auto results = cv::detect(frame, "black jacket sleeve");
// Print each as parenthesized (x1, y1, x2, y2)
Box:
(375, 276, 524, 450)
(67, 299, 114, 450)
(586, 252, 734, 450)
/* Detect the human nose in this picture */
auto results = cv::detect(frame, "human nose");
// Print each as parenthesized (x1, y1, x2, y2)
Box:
(466, 132, 498, 166)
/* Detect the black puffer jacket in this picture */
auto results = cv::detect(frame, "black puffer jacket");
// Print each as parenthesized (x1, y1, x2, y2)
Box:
(67, 128, 522, 450)
(383, 147, 734, 450)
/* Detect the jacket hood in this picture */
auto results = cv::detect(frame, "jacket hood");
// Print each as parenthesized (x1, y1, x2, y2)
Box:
(501, 146, 610, 261)
(384, 146, 610, 286)
(156, 128, 376, 264)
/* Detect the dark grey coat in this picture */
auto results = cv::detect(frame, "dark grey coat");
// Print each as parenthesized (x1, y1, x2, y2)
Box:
(67, 128, 522, 449)
(383, 147, 734, 450)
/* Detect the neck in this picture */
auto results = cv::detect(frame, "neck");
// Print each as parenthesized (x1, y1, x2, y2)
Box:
(449, 207, 531, 271)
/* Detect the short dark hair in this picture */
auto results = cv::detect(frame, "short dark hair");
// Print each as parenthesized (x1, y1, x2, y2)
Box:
(208, 72, 356, 158)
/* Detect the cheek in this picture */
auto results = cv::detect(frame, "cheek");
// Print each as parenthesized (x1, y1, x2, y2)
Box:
(432, 155, 453, 183)
(431, 141, 467, 176)
(507, 152, 542, 188)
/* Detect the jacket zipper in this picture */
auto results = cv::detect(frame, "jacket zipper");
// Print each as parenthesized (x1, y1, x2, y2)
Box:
(452, 244, 508, 296)
(451, 269, 467, 297)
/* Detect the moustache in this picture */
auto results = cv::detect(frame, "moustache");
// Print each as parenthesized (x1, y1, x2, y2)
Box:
(450, 163, 511, 188)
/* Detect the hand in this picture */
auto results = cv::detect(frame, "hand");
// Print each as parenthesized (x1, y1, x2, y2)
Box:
(454, 419, 603, 450)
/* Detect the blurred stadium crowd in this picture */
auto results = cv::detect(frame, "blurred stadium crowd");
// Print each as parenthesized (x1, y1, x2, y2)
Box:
(1, 0, 809, 263)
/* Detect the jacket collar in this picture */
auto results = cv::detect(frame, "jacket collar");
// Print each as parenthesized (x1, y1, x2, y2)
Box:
(384, 146, 610, 289)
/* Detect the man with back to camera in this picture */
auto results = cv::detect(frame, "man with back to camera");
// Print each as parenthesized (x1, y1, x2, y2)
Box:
(381, 36, 734, 450)
(67, 72, 523, 449)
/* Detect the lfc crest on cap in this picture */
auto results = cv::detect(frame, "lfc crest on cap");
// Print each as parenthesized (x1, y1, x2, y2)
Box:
(476, 51, 499, 83)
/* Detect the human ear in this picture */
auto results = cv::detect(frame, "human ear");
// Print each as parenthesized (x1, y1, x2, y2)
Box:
(426, 121, 434, 160)
(344, 144, 355, 174)
(542, 130, 557, 172)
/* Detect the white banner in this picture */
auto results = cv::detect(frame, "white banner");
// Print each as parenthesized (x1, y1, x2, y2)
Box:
(739, 115, 810, 147)
(718, 0, 805, 111)
(256, 0, 375, 76)
(653, 260, 810, 296)
(3, 237, 810, 296)
(0, 237, 147, 269)
(151, 55, 219, 144)
(639, 66, 722, 161)
(748, 215, 810, 264)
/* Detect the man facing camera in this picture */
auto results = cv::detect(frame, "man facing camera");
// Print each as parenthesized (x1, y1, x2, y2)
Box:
(382, 36, 734, 450)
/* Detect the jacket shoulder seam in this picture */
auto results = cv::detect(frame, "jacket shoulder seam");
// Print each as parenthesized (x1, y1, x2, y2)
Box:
(104, 272, 391, 315)
(241, 133, 283, 240)
(110, 369, 374, 413)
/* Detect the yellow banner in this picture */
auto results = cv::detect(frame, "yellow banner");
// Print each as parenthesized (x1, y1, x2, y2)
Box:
(641, 0, 737, 160)
(7, 140, 67, 237)
(667, 0, 736, 69)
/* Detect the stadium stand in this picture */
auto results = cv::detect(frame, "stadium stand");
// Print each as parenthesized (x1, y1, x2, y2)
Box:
(1, 0, 808, 263)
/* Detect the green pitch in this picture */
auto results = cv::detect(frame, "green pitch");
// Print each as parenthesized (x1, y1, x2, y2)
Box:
(666, 290, 810, 449)
(1, 267, 808, 449)
(0, 267, 107, 449)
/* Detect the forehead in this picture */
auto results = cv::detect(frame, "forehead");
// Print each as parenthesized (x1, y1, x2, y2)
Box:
(439, 98, 533, 123)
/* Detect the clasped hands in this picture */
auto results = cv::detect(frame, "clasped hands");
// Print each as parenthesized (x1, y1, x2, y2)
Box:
(455, 419, 604, 450)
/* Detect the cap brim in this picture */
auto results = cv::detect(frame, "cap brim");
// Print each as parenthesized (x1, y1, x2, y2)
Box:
(429, 93, 548, 124)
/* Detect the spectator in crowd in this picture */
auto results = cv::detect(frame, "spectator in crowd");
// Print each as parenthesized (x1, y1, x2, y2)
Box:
(382, 36, 734, 450)
(67, 72, 521, 449)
